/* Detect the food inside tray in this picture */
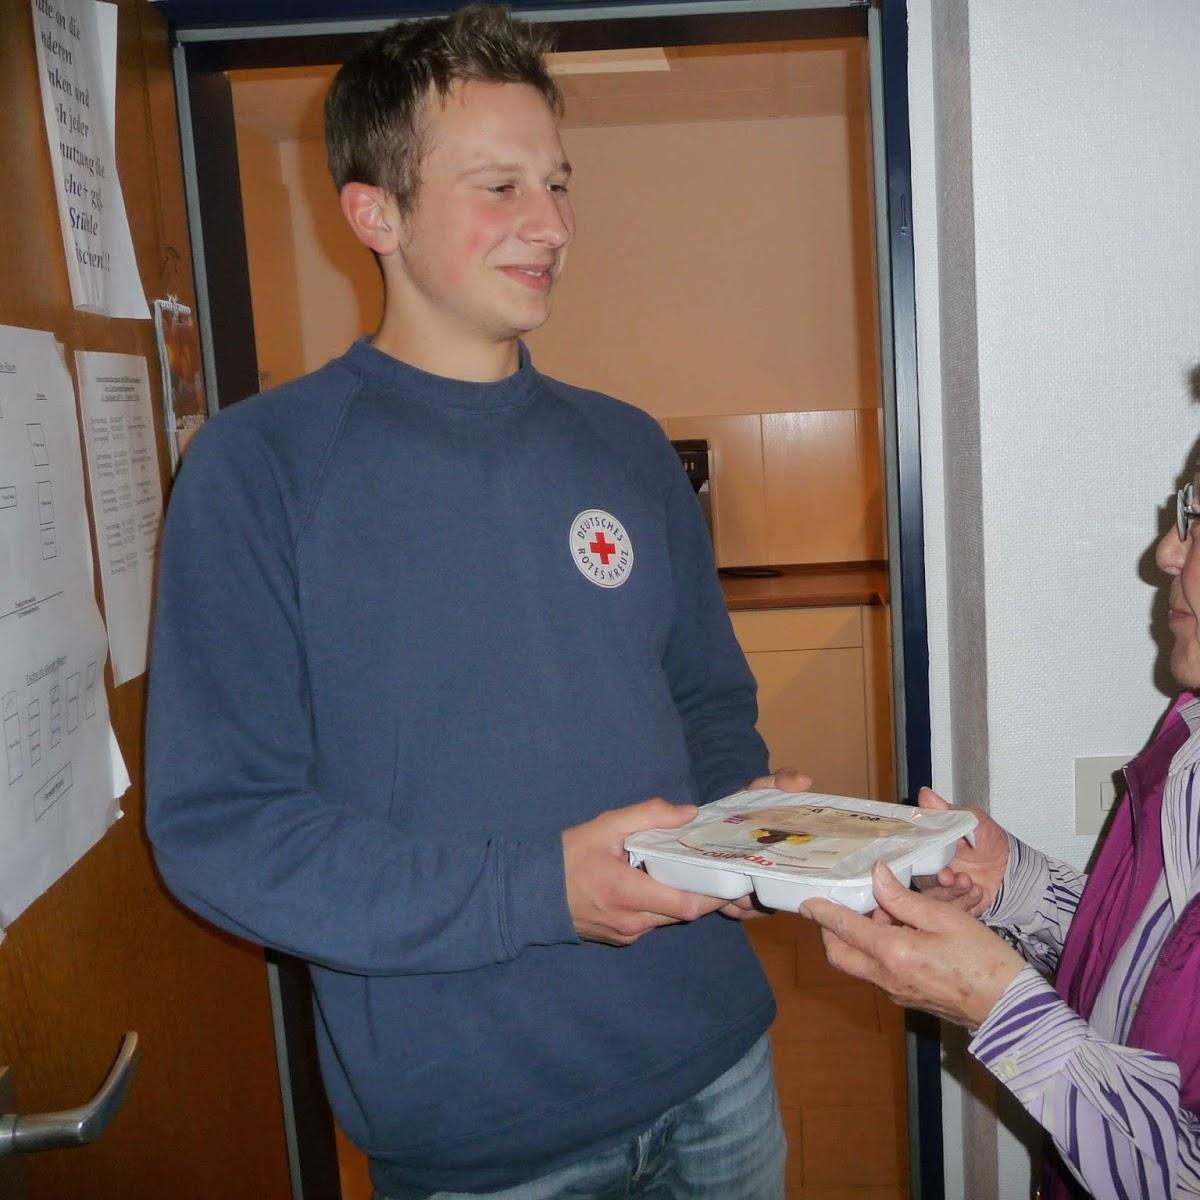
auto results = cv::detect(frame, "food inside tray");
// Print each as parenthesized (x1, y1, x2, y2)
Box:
(680, 804, 913, 871)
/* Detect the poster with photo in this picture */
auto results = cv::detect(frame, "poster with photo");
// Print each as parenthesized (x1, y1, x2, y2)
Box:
(152, 299, 207, 474)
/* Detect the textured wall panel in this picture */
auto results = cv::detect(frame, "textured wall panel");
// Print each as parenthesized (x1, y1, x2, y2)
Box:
(968, 0, 1200, 870)
(911, 1, 1200, 1195)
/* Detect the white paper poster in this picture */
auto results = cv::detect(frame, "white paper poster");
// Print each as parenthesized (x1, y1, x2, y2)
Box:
(75, 352, 163, 685)
(0, 326, 129, 931)
(30, 0, 149, 319)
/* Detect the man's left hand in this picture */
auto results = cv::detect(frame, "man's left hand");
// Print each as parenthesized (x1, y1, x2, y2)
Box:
(720, 766, 812, 920)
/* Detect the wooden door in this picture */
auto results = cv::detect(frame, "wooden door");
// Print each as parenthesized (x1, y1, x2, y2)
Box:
(0, 3, 291, 1196)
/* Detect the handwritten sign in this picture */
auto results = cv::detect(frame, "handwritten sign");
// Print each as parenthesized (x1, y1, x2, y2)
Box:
(30, 0, 149, 319)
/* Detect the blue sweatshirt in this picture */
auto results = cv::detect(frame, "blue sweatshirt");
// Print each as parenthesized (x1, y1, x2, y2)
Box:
(145, 340, 775, 1195)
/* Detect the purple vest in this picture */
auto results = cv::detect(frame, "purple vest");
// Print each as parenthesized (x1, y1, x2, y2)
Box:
(1044, 697, 1200, 1198)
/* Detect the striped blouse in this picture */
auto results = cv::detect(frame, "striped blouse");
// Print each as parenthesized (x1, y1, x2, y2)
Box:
(969, 726, 1200, 1198)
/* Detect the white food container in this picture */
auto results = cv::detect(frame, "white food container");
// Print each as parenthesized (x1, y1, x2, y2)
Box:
(625, 788, 978, 913)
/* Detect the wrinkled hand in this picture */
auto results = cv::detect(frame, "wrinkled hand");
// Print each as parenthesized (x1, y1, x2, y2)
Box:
(802, 862, 1024, 1028)
(912, 787, 1009, 918)
(563, 799, 726, 946)
(722, 767, 814, 920)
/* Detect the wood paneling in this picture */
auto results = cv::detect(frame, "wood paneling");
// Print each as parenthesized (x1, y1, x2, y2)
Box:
(732, 603, 894, 802)
(0, 4, 289, 1196)
(732, 606, 862, 654)
(762, 409, 886, 565)
(746, 645, 869, 797)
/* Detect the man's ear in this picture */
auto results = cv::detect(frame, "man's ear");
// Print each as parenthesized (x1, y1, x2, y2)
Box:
(339, 183, 402, 255)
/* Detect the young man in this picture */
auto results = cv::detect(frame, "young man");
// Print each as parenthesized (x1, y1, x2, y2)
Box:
(147, 8, 802, 1197)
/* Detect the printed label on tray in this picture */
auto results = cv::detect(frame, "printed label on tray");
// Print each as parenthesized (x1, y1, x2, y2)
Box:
(679, 805, 913, 871)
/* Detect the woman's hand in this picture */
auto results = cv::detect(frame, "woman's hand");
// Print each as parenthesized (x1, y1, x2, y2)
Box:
(802, 862, 1025, 1029)
(913, 787, 1010, 917)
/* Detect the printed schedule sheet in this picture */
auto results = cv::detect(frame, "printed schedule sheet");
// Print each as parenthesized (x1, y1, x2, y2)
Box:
(76, 350, 162, 685)
(0, 325, 128, 930)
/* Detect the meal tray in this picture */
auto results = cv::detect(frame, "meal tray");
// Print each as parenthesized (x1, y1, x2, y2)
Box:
(625, 788, 977, 913)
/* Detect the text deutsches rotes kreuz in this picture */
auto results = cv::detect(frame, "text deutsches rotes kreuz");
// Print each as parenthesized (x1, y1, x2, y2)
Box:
(570, 509, 634, 588)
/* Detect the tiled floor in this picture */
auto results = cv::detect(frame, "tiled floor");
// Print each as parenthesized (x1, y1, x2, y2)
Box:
(335, 916, 908, 1200)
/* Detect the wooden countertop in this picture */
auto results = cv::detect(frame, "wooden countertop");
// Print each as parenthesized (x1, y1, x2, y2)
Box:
(719, 562, 889, 612)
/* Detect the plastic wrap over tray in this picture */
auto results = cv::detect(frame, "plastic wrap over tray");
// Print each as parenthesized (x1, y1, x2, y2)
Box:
(624, 788, 978, 913)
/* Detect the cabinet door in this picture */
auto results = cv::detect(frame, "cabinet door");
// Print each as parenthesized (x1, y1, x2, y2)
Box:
(744, 645, 870, 798)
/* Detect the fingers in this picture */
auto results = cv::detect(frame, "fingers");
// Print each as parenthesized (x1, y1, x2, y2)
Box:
(916, 882, 985, 913)
(643, 883, 724, 926)
(609, 797, 699, 836)
(919, 865, 988, 916)
(917, 786, 951, 810)
(913, 866, 964, 891)
(871, 863, 970, 933)
(800, 903, 886, 986)
(817, 926, 883, 985)
(802, 898, 904, 987)
(916, 870, 983, 909)
(719, 895, 770, 920)
(801, 897, 879, 956)
(748, 768, 812, 793)
(770, 768, 812, 793)
(626, 860, 728, 921)
(576, 873, 725, 946)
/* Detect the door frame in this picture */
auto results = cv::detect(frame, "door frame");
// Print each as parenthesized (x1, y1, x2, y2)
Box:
(169, 2, 937, 1195)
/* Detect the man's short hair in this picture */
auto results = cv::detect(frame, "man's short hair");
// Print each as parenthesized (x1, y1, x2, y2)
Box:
(325, 5, 564, 214)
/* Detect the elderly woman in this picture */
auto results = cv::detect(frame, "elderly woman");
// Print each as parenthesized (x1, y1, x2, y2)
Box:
(803, 476, 1200, 1199)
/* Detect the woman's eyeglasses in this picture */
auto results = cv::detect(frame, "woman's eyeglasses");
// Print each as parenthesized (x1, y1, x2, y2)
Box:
(1177, 478, 1200, 542)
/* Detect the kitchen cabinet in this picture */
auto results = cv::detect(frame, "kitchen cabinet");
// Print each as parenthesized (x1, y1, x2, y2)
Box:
(730, 604, 894, 802)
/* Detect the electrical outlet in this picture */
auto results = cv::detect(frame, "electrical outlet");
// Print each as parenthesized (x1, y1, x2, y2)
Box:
(1074, 755, 1129, 835)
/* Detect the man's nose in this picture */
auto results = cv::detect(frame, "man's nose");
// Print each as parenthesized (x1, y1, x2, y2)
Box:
(1157, 524, 1186, 574)
(521, 189, 571, 248)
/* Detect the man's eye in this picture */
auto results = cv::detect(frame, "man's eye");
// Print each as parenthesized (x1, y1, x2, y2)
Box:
(488, 184, 516, 194)
(550, 182, 570, 194)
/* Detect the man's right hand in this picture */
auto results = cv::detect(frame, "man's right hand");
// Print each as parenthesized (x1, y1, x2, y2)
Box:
(562, 798, 725, 946)
(912, 786, 1010, 917)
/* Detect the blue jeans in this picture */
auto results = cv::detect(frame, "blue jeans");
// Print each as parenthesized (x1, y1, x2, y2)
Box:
(375, 1034, 785, 1200)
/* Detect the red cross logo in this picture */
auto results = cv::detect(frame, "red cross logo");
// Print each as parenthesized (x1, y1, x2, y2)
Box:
(589, 532, 616, 564)
(570, 509, 634, 589)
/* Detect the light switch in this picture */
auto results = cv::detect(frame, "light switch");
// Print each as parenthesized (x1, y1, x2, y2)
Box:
(1074, 755, 1129, 835)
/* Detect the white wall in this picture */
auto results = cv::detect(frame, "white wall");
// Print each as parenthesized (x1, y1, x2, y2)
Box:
(909, 0, 1200, 1194)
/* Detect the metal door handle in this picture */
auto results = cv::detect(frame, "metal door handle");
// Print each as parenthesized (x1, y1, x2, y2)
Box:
(0, 1033, 138, 1157)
